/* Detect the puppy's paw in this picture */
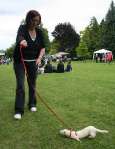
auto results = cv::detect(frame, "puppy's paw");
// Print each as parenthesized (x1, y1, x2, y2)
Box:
(88, 135, 96, 139)
(76, 138, 81, 142)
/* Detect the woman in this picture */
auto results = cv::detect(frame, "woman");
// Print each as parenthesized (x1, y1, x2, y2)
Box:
(13, 10, 45, 119)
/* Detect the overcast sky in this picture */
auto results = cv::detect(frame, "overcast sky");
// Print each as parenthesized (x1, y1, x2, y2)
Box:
(0, 0, 114, 50)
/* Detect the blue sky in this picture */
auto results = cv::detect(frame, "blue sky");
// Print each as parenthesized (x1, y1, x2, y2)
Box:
(0, 0, 113, 50)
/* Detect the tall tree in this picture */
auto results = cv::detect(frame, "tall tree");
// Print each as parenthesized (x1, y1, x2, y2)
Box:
(40, 27, 51, 54)
(52, 22, 80, 57)
(5, 44, 15, 58)
(101, 1, 115, 55)
(81, 17, 100, 56)
(76, 39, 89, 58)
(98, 19, 107, 48)
(50, 39, 60, 54)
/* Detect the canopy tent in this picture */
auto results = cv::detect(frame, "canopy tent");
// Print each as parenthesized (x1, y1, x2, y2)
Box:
(54, 52, 69, 58)
(94, 49, 111, 54)
(93, 49, 112, 59)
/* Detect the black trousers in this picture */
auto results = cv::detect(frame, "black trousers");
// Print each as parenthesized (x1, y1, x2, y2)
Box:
(14, 62, 37, 114)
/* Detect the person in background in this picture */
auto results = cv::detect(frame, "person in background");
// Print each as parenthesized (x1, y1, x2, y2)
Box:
(57, 59, 64, 73)
(44, 60, 53, 73)
(13, 10, 45, 120)
(95, 53, 98, 63)
(65, 60, 72, 72)
(107, 52, 113, 64)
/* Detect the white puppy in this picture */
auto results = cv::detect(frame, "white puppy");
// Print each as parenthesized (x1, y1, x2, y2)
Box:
(60, 126, 108, 141)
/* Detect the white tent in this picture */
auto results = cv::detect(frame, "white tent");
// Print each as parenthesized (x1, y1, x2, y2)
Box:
(93, 49, 112, 59)
(94, 49, 111, 54)
(54, 52, 69, 58)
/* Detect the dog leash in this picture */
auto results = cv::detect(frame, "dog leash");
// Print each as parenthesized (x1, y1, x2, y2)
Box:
(19, 45, 72, 129)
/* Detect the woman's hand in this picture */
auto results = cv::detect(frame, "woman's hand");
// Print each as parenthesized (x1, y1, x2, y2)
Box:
(20, 40, 28, 47)
(36, 48, 45, 65)
(36, 57, 41, 65)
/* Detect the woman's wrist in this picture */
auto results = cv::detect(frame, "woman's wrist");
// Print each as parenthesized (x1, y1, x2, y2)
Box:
(20, 40, 27, 47)
(38, 56, 42, 59)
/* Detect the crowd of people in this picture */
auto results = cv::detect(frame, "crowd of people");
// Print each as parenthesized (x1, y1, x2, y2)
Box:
(95, 52, 113, 63)
(37, 59, 72, 74)
(0, 57, 11, 65)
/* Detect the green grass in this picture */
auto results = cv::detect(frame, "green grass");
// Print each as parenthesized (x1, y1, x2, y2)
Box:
(0, 61, 115, 149)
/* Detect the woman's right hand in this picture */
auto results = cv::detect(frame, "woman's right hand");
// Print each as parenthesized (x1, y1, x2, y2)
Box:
(20, 40, 28, 47)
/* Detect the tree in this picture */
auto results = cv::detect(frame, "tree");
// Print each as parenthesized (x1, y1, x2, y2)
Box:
(81, 17, 100, 56)
(5, 44, 15, 58)
(80, 1, 115, 57)
(50, 39, 60, 54)
(101, 1, 115, 55)
(52, 22, 80, 57)
(98, 19, 107, 49)
(40, 27, 51, 54)
(76, 40, 89, 58)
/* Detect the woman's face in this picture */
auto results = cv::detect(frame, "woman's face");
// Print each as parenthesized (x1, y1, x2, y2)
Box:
(30, 16, 40, 29)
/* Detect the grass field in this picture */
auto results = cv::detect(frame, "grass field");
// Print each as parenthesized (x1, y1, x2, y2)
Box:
(0, 61, 115, 149)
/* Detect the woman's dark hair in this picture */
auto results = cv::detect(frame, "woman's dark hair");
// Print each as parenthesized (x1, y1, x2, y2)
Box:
(25, 10, 41, 28)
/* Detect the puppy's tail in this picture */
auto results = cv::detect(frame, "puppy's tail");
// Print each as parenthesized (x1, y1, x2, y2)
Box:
(96, 128, 108, 133)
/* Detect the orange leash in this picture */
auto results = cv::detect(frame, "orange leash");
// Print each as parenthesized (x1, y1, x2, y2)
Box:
(19, 46, 72, 129)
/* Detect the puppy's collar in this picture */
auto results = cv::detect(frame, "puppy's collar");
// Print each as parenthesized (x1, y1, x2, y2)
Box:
(69, 129, 77, 137)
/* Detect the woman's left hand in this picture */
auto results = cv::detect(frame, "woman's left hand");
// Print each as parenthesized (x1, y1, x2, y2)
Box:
(36, 58, 41, 65)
